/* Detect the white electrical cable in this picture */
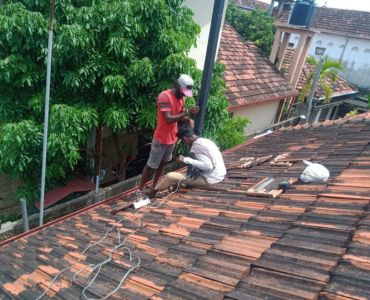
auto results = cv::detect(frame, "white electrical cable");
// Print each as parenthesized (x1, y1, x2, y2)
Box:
(35, 179, 183, 300)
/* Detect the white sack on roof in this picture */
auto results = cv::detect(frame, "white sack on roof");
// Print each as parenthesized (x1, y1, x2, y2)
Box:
(300, 160, 330, 183)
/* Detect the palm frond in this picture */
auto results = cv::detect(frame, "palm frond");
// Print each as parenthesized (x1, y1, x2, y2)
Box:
(298, 80, 312, 103)
(306, 56, 318, 66)
(322, 56, 344, 72)
(322, 82, 333, 103)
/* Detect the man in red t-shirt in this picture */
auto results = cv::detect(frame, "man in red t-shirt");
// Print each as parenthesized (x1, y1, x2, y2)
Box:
(138, 74, 199, 194)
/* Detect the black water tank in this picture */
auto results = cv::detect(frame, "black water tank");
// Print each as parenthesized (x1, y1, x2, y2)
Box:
(289, 0, 315, 27)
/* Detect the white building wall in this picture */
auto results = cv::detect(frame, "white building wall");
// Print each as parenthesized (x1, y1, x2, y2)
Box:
(289, 33, 370, 89)
(184, 0, 228, 70)
(340, 39, 370, 89)
(232, 101, 280, 136)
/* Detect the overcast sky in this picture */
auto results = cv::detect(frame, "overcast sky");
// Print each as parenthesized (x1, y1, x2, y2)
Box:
(259, 0, 370, 11)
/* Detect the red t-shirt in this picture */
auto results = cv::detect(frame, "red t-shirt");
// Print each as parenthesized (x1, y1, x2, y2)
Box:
(153, 89, 185, 145)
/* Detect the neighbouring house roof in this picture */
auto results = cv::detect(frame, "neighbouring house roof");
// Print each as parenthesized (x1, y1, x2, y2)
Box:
(218, 23, 298, 110)
(282, 47, 358, 99)
(279, 6, 370, 40)
(1, 112, 370, 299)
(35, 178, 95, 209)
(234, 0, 270, 11)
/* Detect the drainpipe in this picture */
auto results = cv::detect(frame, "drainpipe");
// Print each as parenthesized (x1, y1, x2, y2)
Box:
(339, 37, 349, 64)
(194, 0, 226, 135)
(39, 0, 55, 227)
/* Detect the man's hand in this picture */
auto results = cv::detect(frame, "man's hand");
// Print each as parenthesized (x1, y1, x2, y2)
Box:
(188, 106, 199, 115)
(177, 155, 185, 163)
(180, 115, 190, 123)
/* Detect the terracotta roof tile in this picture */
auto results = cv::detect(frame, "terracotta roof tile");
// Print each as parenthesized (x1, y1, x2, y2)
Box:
(1, 113, 370, 299)
(280, 7, 370, 40)
(219, 23, 298, 109)
(282, 47, 358, 98)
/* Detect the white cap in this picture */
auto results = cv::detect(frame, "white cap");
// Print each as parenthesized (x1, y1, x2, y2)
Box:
(178, 74, 194, 97)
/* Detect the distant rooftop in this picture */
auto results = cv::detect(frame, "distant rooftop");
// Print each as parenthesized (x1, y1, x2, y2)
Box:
(282, 47, 358, 99)
(279, 6, 370, 40)
(218, 23, 298, 109)
(234, 0, 270, 11)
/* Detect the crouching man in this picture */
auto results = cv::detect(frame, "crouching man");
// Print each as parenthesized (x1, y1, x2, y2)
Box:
(154, 125, 226, 191)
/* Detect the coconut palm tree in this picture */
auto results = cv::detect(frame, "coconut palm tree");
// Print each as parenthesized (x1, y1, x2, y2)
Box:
(299, 55, 345, 103)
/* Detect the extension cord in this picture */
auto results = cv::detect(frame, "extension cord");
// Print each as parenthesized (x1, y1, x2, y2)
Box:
(133, 198, 151, 209)
(36, 180, 183, 300)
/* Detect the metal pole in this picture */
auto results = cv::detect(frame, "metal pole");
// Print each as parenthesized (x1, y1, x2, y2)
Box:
(306, 56, 323, 122)
(20, 198, 29, 232)
(95, 126, 103, 193)
(269, 0, 275, 16)
(278, 0, 285, 16)
(39, 0, 55, 226)
(194, 0, 226, 135)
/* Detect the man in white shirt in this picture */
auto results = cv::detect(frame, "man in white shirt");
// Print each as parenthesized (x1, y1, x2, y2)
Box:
(153, 125, 226, 191)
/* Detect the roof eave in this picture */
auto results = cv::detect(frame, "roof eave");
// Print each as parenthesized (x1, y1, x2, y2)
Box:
(228, 91, 299, 111)
(316, 90, 359, 102)
(312, 28, 370, 41)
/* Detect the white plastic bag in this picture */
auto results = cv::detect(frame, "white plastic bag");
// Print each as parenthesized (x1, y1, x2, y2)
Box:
(300, 160, 330, 183)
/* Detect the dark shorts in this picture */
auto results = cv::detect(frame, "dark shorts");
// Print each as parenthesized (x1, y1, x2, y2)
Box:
(147, 139, 176, 169)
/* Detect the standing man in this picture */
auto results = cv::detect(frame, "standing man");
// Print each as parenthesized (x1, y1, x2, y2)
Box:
(138, 74, 199, 195)
(154, 125, 226, 191)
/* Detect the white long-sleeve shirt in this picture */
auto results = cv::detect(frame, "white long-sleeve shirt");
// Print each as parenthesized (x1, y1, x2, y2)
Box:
(183, 138, 226, 184)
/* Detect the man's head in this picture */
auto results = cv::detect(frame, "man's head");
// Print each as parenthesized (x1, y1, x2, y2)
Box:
(174, 74, 194, 98)
(177, 125, 198, 146)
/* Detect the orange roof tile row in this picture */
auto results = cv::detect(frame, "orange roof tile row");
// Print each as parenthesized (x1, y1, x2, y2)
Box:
(1, 112, 370, 299)
(219, 23, 298, 109)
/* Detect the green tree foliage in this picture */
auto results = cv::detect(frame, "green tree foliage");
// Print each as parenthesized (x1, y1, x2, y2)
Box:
(180, 63, 249, 153)
(226, 2, 276, 55)
(0, 0, 247, 202)
(298, 55, 345, 103)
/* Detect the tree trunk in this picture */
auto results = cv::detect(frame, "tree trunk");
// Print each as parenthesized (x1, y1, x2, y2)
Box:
(112, 133, 126, 181)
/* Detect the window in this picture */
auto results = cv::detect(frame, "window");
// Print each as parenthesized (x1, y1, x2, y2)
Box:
(339, 44, 345, 49)
(327, 42, 334, 47)
(316, 40, 322, 45)
(351, 47, 359, 51)
(319, 108, 330, 122)
(364, 49, 370, 53)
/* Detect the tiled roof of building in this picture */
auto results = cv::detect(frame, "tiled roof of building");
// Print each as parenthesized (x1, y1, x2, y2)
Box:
(219, 23, 298, 109)
(279, 6, 370, 40)
(234, 0, 270, 11)
(282, 47, 358, 99)
(1, 112, 370, 299)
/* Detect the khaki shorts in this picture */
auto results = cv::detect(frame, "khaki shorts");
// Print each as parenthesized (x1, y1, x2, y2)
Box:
(147, 139, 176, 169)
(155, 172, 209, 191)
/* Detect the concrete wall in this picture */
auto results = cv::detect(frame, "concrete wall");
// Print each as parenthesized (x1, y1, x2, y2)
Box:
(184, 0, 228, 69)
(289, 33, 370, 89)
(232, 101, 280, 136)
(0, 174, 20, 219)
(0, 161, 181, 241)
